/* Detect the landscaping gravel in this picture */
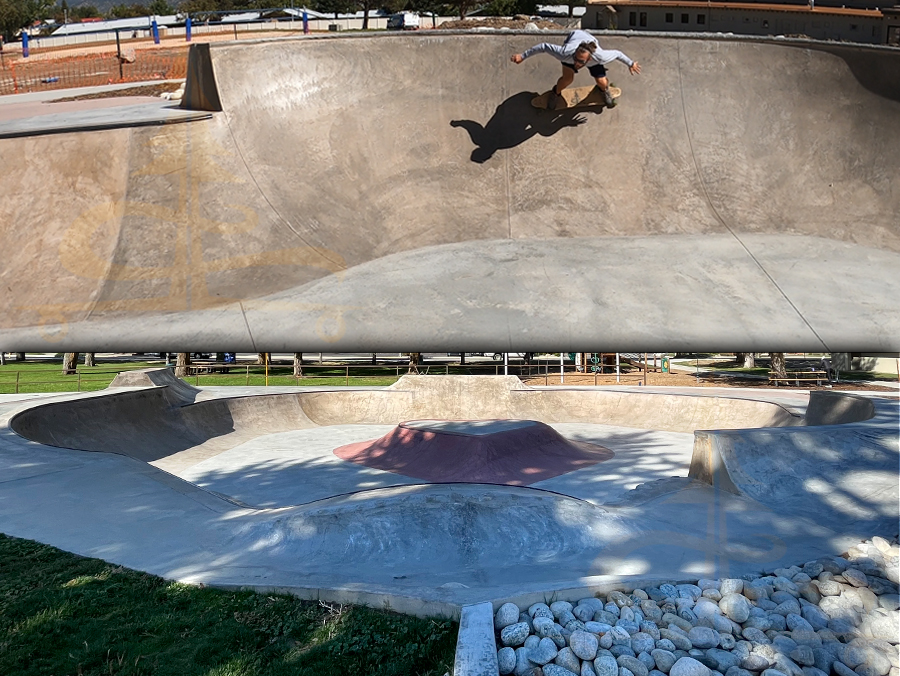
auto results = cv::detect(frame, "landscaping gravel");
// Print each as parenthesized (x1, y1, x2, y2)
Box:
(494, 536, 899, 676)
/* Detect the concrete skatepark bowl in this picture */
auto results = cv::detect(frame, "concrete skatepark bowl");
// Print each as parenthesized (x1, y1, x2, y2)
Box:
(1, 33, 900, 349)
(1, 371, 897, 617)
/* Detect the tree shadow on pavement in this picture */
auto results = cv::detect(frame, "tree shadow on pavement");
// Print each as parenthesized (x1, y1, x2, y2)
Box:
(450, 91, 603, 164)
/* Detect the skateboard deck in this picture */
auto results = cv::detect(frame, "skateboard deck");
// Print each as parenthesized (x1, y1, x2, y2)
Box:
(531, 85, 621, 111)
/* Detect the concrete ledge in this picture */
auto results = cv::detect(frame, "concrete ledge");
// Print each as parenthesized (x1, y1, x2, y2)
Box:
(455, 602, 499, 676)
(205, 582, 460, 621)
(0, 100, 210, 139)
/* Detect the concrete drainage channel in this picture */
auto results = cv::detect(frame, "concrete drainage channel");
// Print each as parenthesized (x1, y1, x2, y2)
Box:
(452, 536, 900, 676)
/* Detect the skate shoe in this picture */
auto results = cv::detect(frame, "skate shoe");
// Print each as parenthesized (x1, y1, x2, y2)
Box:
(546, 87, 560, 109)
(601, 87, 616, 108)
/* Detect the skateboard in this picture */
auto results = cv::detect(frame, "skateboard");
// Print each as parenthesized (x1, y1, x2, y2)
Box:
(531, 85, 621, 111)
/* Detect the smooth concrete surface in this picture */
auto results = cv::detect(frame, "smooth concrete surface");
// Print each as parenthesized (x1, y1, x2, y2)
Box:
(1, 33, 899, 349)
(0, 372, 896, 620)
(689, 396, 899, 520)
(405, 419, 539, 434)
(0, 99, 210, 138)
(173, 423, 690, 508)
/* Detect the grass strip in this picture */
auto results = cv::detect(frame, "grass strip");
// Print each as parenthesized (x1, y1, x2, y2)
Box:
(0, 533, 456, 676)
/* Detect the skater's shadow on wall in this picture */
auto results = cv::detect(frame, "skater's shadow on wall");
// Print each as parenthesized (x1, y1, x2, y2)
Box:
(450, 91, 602, 164)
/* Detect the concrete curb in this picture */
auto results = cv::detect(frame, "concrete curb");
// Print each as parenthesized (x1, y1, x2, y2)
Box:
(455, 603, 500, 676)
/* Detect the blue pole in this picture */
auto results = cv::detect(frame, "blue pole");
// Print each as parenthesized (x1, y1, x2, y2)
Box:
(185, 16, 192, 42)
(151, 19, 160, 44)
(302, 10, 309, 34)
(22, 32, 29, 58)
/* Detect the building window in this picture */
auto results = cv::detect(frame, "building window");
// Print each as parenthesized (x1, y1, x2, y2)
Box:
(666, 12, 673, 22)
(697, 14, 706, 24)
(888, 25, 900, 44)
(681, 13, 689, 23)
(640, 12, 647, 26)
(762, 19, 769, 28)
(850, 24, 857, 30)
(629, 11, 636, 26)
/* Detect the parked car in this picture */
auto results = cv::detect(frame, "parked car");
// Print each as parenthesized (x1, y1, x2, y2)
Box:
(387, 12, 420, 30)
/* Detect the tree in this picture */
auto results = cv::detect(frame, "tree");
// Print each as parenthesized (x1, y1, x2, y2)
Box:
(149, 0, 173, 14)
(350, 0, 374, 29)
(175, 352, 191, 377)
(769, 352, 786, 378)
(177, 0, 223, 17)
(293, 353, 303, 378)
(407, 352, 421, 373)
(70, 4, 101, 19)
(0, 0, 55, 42)
(446, 0, 476, 19)
(108, 4, 151, 19)
(315, 0, 356, 20)
(62, 353, 79, 375)
(84, 353, 96, 367)
(735, 352, 755, 368)
(256, 352, 270, 365)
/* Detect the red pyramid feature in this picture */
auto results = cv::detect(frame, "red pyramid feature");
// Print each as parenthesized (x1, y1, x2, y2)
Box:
(333, 419, 614, 485)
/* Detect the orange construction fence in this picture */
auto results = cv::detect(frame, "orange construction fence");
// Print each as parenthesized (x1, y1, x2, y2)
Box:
(0, 49, 188, 96)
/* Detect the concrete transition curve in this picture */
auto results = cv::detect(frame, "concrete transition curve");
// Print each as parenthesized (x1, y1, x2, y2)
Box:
(1, 33, 899, 349)
(2, 371, 897, 616)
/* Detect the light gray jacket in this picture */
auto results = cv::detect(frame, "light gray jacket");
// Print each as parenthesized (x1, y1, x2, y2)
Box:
(521, 29, 635, 68)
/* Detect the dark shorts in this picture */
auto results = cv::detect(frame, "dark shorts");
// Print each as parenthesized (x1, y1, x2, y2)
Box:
(563, 62, 607, 78)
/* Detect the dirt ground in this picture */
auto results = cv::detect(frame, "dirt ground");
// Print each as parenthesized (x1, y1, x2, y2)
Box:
(437, 17, 567, 30)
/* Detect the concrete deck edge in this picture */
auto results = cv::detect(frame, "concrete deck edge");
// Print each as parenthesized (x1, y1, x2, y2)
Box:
(0, 108, 212, 139)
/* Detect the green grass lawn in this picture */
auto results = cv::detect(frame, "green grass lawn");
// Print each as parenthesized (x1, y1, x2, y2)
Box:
(0, 533, 456, 676)
(0, 361, 404, 394)
(0, 358, 529, 394)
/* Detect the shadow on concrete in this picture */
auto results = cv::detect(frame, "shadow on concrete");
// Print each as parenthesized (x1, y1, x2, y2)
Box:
(450, 91, 602, 163)
(175, 426, 665, 509)
(816, 44, 900, 103)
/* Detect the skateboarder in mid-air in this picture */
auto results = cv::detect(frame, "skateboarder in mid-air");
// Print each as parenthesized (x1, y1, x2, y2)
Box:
(511, 29, 641, 109)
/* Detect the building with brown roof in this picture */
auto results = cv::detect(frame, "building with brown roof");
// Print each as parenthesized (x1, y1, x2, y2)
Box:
(584, 0, 900, 44)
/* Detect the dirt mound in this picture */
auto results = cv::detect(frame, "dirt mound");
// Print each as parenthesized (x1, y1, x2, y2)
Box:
(437, 17, 564, 30)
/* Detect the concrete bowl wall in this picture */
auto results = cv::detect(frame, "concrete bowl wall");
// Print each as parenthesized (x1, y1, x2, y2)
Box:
(5, 371, 827, 461)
